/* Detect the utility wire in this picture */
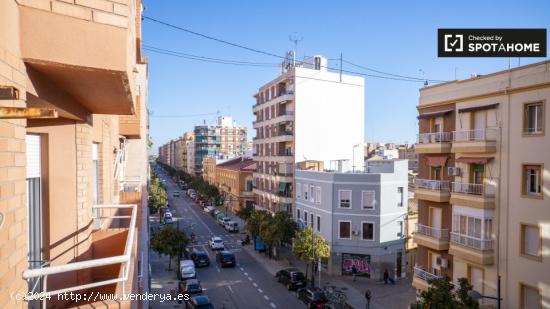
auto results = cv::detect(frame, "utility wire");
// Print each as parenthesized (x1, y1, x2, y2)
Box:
(343, 60, 447, 83)
(143, 15, 447, 83)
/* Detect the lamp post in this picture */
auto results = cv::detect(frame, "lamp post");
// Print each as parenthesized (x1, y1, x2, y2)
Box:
(468, 275, 502, 309)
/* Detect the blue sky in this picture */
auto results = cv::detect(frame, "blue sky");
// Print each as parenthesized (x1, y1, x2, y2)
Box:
(143, 0, 549, 151)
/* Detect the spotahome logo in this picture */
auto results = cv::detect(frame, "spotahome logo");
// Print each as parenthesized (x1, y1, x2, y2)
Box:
(438, 29, 546, 57)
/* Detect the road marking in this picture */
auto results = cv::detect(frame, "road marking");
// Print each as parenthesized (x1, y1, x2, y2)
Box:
(264, 295, 269, 301)
(228, 285, 234, 294)
(244, 272, 248, 276)
(258, 289, 263, 293)
(248, 277, 253, 281)
(239, 267, 244, 271)
(215, 266, 221, 273)
(252, 283, 258, 287)
(270, 303, 276, 308)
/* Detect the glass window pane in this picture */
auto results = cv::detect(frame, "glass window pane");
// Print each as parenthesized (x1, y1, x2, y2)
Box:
(523, 225, 540, 257)
(523, 285, 540, 309)
(536, 105, 543, 132)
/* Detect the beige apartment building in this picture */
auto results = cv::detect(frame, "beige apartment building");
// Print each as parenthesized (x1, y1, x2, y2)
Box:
(182, 131, 194, 174)
(216, 157, 256, 213)
(0, 0, 149, 308)
(413, 60, 550, 309)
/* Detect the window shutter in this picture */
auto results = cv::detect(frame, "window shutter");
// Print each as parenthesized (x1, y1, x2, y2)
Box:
(524, 225, 540, 256)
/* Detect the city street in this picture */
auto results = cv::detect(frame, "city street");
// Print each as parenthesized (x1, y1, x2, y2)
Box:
(150, 171, 305, 309)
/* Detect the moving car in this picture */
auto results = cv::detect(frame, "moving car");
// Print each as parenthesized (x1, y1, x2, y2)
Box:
(209, 236, 224, 250)
(185, 295, 213, 309)
(163, 212, 174, 225)
(173, 191, 181, 198)
(275, 268, 307, 290)
(216, 250, 236, 267)
(296, 287, 328, 309)
(177, 279, 203, 303)
(224, 221, 239, 233)
(190, 249, 210, 267)
(218, 217, 231, 226)
(178, 259, 196, 281)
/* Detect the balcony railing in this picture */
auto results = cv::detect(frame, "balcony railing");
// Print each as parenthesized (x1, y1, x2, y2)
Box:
(417, 132, 452, 144)
(450, 232, 493, 250)
(278, 129, 294, 136)
(23, 204, 137, 301)
(278, 151, 293, 156)
(416, 224, 449, 240)
(452, 128, 497, 142)
(278, 110, 295, 116)
(451, 182, 495, 196)
(414, 266, 442, 282)
(415, 179, 450, 191)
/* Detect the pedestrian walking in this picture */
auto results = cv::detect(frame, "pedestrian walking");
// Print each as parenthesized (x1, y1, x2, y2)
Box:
(383, 268, 389, 284)
(365, 289, 372, 309)
(352, 265, 358, 282)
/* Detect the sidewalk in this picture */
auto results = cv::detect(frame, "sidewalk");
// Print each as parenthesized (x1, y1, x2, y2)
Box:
(242, 244, 416, 309)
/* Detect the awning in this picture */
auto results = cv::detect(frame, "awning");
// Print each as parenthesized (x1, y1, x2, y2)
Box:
(455, 157, 493, 164)
(417, 109, 454, 119)
(426, 156, 449, 167)
(458, 103, 499, 113)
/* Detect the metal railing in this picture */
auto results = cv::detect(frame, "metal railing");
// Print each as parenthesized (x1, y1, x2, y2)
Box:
(415, 179, 450, 191)
(451, 182, 495, 196)
(416, 224, 449, 240)
(450, 232, 493, 251)
(278, 110, 295, 116)
(417, 132, 452, 144)
(414, 266, 442, 282)
(23, 204, 137, 304)
(452, 128, 498, 142)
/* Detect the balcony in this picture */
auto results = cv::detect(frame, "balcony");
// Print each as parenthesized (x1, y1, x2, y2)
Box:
(414, 224, 450, 251)
(412, 266, 442, 291)
(450, 182, 495, 209)
(416, 132, 452, 154)
(415, 179, 451, 202)
(451, 128, 497, 153)
(19, 1, 137, 115)
(449, 233, 494, 265)
(23, 204, 137, 306)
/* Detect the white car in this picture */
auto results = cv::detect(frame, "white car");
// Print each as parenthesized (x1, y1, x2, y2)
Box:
(209, 236, 224, 250)
(179, 259, 196, 280)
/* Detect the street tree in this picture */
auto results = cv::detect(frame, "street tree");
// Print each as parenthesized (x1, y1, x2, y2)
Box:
(292, 227, 330, 286)
(150, 225, 188, 270)
(416, 276, 479, 309)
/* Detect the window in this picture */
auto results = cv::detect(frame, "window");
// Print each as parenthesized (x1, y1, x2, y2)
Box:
(397, 187, 404, 207)
(397, 221, 403, 237)
(316, 187, 322, 204)
(317, 215, 321, 232)
(452, 215, 492, 240)
(304, 211, 308, 225)
(339, 190, 352, 208)
(303, 184, 308, 200)
(310, 213, 313, 228)
(297, 209, 300, 221)
(521, 224, 541, 260)
(310, 185, 315, 203)
(522, 164, 542, 197)
(523, 102, 544, 135)
(339, 221, 351, 239)
(296, 183, 301, 199)
(431, 166, 442, 180)
(362, 191, 375, 209)
(362, 222, 374, 240)
(521, 283, 541, 309)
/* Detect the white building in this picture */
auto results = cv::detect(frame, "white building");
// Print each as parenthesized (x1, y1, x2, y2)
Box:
(295, 160, 408, 279)
(252, 54, 365, 214)
(375, 147, 399, 160)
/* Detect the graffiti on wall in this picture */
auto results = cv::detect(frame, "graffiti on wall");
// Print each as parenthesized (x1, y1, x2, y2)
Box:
(341, 253, 371, 277)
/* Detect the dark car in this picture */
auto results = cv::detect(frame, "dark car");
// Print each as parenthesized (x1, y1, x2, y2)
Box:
(190, 249, 210, 267)
(275, 268, 307, 290)
(297, 287, 328, 309)
(177, 279, 203, 303)
(216, 251, 236, 267)
(185, 295, 213, 309)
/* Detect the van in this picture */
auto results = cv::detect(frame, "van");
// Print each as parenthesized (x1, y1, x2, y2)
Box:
(178, 259, 196, 281)
(224, 221, 239, 233)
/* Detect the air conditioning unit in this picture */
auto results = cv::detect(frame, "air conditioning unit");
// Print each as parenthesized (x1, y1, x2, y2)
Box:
(448, 167, 462, 176)
(352, 230, 360, 236)
(436, 257, 449, 268)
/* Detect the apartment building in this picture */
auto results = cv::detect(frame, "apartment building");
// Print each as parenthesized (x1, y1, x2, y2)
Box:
(187, 139, 195, 175)
(294, 160, 408, 279)
(413, 60, 550, 309)
(173, 137, 185, 171)
(216, 157, 256, 213)
(252, 55, 364, 214)
(0, 1, 149, 308)
(194, 116, 247, 175)
(182, 131, 194, 173)
(158, 142, 171, 166)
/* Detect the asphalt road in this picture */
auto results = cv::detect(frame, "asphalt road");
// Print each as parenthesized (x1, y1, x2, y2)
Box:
(152, 169, 305, 309)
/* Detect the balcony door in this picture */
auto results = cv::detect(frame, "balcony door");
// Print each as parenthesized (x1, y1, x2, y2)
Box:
(470, 164, 484, 185)
(428, 251, 441, 276)
(472, 111, 486, 139)
(429, 207, 442, 230)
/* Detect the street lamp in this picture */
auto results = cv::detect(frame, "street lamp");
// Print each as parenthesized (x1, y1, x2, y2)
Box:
(352, 144, 361, 172)
(467, 276, 502, 309)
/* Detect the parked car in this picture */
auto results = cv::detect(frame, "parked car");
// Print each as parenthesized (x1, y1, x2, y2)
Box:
(296, 287, 328, 309)
(173, 191, 181, 198)
(216, 250, 236, 267)
(205, 206, 216, 214)
(182, 278, 203, 295)
(178, 259, 196, 281)
(190, 249, 210, 267)
(190, 193, 197, 199)
(224, 221, 239, 233)
(218, 217, 231, 226)
(163, 212, 174, 225)
(275, 268, 307, 290)
(185, 295, 213, 309)
(209, 236, 224, 250)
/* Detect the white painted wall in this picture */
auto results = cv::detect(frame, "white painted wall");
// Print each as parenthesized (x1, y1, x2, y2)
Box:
(294, 67, 365, 169)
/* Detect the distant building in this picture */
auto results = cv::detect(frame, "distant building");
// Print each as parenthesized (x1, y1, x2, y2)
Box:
(295, 160, 408, 280)
(252, 54, 365, 215)
(216, 157, 256, 213)
(194, 116, 247, 175)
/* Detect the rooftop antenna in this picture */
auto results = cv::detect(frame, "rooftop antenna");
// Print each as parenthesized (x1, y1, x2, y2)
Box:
(289, 33, 303, 66)
(419, 69, 428, 86)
